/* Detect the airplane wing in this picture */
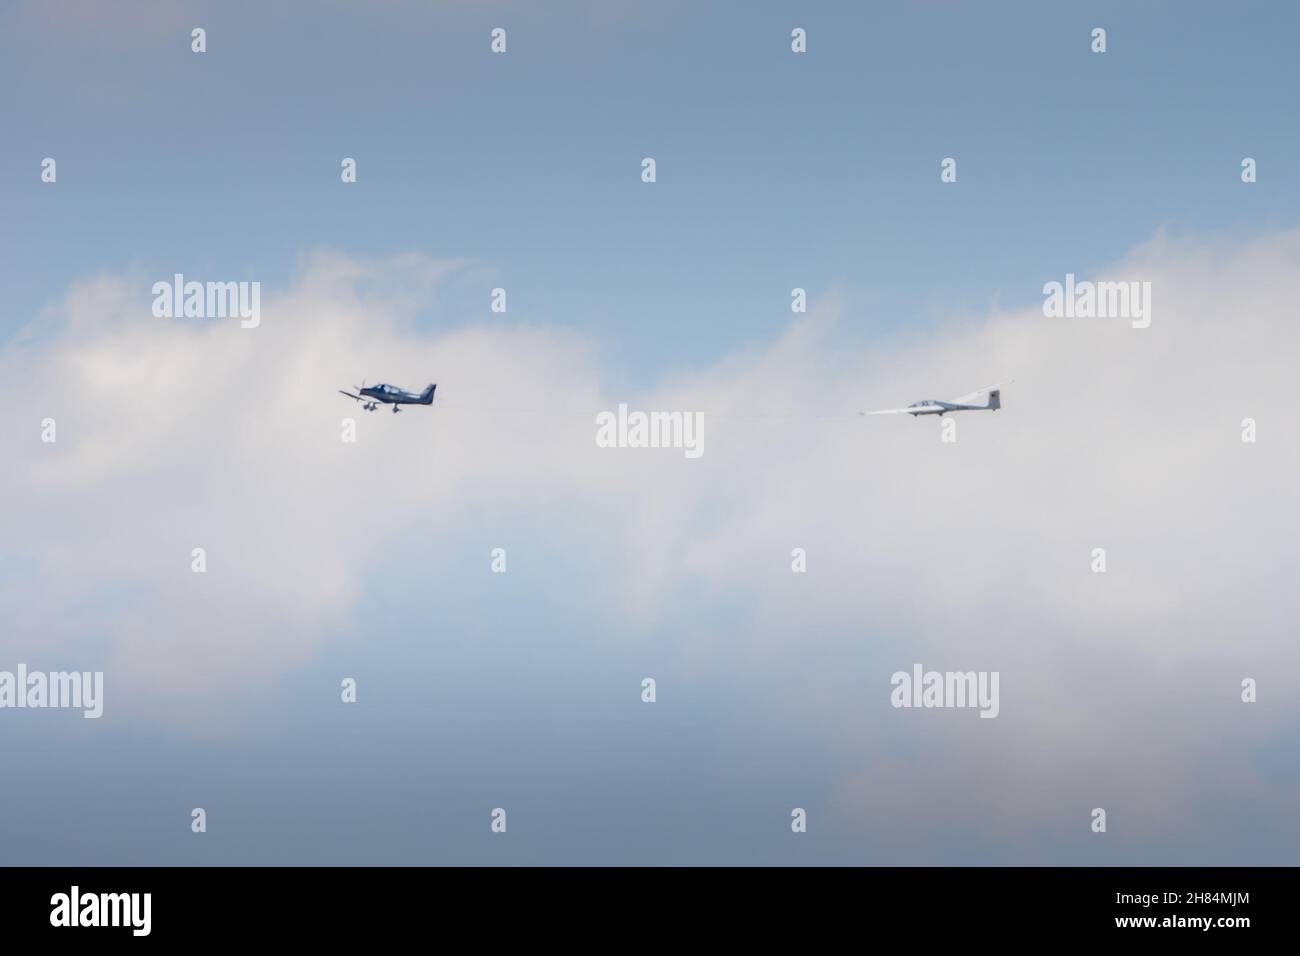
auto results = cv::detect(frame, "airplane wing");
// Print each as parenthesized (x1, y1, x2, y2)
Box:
(948, 383, 1002, 405)
(862, 405, 943, 415)
(338, 390, 364, 401)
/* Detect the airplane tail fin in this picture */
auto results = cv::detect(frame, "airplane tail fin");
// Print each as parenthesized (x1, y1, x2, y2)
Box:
(987, 389, 1001, 410)
(420, 384, 436, 405)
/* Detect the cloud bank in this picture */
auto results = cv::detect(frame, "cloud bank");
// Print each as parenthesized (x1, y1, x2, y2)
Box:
(4, 229, 1298, 861)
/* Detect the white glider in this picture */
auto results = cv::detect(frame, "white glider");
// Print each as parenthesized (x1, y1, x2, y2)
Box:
(863, 383, 1007, 417)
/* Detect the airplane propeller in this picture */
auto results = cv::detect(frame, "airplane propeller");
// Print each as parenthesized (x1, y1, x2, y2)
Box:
(338, 380, 378, 411)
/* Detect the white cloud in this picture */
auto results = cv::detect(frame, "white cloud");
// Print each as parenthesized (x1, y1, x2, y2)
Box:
(3, 233, 1298, 852)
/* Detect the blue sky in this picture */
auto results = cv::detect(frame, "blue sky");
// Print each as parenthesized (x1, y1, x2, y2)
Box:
(4, 0, 1297, 382)
(2, 0, 1299, 866)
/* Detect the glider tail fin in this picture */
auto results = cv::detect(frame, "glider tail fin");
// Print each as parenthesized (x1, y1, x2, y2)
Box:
(987, 389, 1001, 410)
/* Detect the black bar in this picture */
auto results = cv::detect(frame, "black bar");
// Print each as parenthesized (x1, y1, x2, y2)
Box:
(0, 866, 1280, 942)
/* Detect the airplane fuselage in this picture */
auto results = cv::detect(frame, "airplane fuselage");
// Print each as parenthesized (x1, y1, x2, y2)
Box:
(360, 386, 425, 405)
(907, 400, 992, 416)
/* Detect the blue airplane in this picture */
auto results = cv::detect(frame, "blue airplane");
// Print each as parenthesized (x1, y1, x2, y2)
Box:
(339, 380, 436, 413)
(862, 383, 1004, 417)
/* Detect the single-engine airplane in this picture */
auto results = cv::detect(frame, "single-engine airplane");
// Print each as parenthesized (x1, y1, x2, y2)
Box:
(862, 383, 1004, 417)
(339, 380, 437, 413)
